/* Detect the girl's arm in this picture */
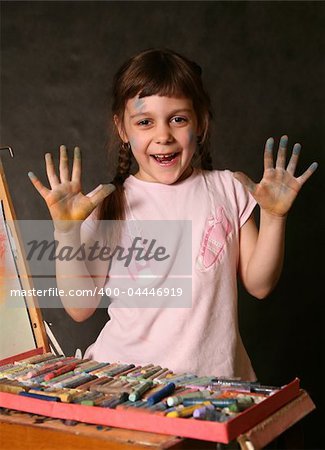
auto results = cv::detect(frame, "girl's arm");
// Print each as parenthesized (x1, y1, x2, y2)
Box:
(236, 136, 317, 299)
(29, 145, 115, 321)
(53, 225, 111, 321)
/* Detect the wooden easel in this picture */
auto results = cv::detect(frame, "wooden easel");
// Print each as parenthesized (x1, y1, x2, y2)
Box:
(0, 147, 49, 351)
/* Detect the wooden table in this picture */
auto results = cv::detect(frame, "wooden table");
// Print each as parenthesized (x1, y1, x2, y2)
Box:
(0, 391, 315, 450)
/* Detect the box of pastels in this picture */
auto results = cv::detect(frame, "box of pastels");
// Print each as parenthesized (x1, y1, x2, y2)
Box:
(0, 348, 302, 443)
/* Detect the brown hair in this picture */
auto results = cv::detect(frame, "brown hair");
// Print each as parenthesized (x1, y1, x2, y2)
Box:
(99, 48, 213, 222)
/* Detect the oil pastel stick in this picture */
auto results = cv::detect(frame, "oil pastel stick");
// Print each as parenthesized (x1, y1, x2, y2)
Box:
(19, 391, 60, 402)
(72, 391, 103, 404)
(117, 400, 147, 409)
(58, 374, 96, 389)
(139, 364, 154, 372)
(76, 375, 111, 391)
(72, 359, 98, 370)
(92, 394, 116, 406)
(212, 380, 260, 391)
(42, 370, 76, 385)
(159, 373, 196, 384)
(228, 396, 254, 412)
(146, 368, 167, 380)
(155, 370, 174, 381)
(181, 376, 218, 386)
(192, 404, 215, 419)
(146, 382, 176, 406)
(28, 388, 77, 403)
(89, 377, 115, 391)
(167, 390, 211, 407)
(250, 385, 279, 394)
(166, 404, 202, 418)
(90, 362, 119, 376)
(0, 383, 27, 394)
(115, 365, 142, 377)
(129, 381, 153, 402)
(75, 362, 108, 374)
(36, 355, 70, 366)
(96, 394, 121, 408)
(43, 364, 78, 381)
(16, 353, 58, 365)
(103, 364, 136, 377)
(195, 408, 230, 422)
(118, 366, 143, 380)
(183, 398, 238, 408)
(151, 405, 179, 416)
(100, 392, 129, 408)
(213, 378, 260, 385)
(128, 364, 154, 378)
(87, 363, 112, 376)
(95, 383, 135, 395)
(24, 361, 69, 380)
(24, 373, 52, 385)
(50, 372, 87, 388)
(146, 401, 168, 412)
(89, 379, 118, 392)
(141, 384, 164, 400)
(138, 367, 163, 380)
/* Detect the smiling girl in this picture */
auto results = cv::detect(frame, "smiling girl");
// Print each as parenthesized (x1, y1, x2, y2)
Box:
(29, 48, 317, 379)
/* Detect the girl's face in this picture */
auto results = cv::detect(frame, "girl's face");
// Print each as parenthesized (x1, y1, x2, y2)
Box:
(116, 95, 200, 184)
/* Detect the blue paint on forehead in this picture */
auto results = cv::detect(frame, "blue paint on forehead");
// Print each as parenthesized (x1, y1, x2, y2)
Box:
(134, 96, 146, 111)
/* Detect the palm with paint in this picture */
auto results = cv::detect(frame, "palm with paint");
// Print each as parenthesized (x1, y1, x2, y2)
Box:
(28, 145, 115, 231)
(233, 136, 318, 217)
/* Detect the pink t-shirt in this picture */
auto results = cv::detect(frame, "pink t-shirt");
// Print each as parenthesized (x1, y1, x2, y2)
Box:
(84, 168, 257, 380)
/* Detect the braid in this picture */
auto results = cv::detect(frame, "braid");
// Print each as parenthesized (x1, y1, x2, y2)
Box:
(113, 142, 132, 185)
(98, 142, 132, 222)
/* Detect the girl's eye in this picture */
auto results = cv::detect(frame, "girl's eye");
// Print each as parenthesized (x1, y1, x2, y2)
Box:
(171, 116, 187, 124)
(137, 119, 151, 126)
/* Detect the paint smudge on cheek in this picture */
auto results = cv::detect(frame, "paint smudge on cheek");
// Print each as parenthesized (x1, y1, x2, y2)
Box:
(129, 136, 145, 157)
(129, 137, 137, 151)
(187, 128, 198, 153)
(188, 129, 195, 144)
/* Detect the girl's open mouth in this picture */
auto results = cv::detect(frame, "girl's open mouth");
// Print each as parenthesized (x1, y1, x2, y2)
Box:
(151, 152, 180, 166)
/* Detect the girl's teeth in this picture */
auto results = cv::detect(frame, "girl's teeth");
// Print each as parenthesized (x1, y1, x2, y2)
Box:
(153, 152, 177, 160)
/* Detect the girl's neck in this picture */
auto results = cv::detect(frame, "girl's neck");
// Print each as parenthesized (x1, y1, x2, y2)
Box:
(134, 165, 194, 185)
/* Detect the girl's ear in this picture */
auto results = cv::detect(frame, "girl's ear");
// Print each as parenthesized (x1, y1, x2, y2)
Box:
(113, 115, 128, 143)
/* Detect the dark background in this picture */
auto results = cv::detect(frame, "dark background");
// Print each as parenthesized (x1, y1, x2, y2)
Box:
(0, 1, 324, 448)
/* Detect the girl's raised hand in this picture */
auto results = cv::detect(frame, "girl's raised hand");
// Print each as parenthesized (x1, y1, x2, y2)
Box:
(234, 136, 318, 217)
(28, 145, 115, 231)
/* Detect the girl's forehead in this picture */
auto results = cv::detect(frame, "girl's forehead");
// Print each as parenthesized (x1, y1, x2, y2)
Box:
(125, 95, 194, 114)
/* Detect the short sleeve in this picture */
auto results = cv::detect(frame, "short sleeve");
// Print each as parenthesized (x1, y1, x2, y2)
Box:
(230, 172, 257, 227)
(224, 170, 256, 228)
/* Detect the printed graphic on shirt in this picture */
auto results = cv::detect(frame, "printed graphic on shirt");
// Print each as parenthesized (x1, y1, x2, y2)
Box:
(196, 206, 232, 270)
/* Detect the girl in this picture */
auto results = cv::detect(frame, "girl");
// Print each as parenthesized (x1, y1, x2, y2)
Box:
(29, 48, 317, 380)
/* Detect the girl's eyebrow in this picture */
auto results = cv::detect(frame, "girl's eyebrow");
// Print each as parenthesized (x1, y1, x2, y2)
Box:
(129, 109, 193, 119)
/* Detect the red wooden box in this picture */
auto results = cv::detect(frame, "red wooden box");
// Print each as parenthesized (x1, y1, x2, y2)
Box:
(0, 348, 302, 444)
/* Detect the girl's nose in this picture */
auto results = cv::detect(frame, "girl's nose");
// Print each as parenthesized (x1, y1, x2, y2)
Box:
(154, 123, 174, 145)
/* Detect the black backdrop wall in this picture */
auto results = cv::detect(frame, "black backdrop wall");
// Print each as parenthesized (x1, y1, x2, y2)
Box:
(1, 1, 324, 447)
